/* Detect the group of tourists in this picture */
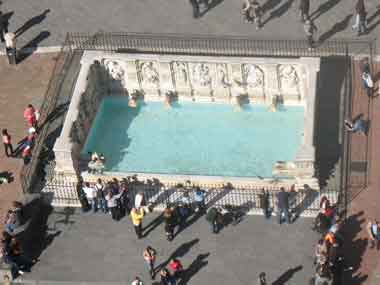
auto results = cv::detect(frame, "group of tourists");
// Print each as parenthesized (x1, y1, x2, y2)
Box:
(2, 104, 39, 164)
(1, 201, 37, 278)
(311, 196, 352, 285)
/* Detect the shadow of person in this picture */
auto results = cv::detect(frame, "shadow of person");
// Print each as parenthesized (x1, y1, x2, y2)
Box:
(17, 30, 50, 63)
(142, 213, 163, 238)
(156, 238, 200, 272)
(262, 0, 294, 26)
(198, 0, 224, 18)
(310, 0, 341, 21)
(15, 9, 50, 37)
(262, 0, 282, 14)
(318, 14, 353, 44)
(271, 265, 303, 285)
(177, 253, 209, 285)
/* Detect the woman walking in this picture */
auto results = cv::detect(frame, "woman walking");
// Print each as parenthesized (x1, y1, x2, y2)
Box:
(130, 207, 145, 238)
(143, 246, 157, 279)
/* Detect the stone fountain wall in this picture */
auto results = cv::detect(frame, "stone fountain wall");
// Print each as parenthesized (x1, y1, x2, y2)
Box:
(53, 51, 320, 189)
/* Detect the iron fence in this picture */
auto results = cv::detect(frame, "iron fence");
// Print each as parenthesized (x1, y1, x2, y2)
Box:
(66, 32, 375, 57)
(19, 36, 76, 193)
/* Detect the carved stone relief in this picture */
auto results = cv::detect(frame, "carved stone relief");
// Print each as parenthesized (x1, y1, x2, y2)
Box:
(172, 61, 189, 87)
(191, 63, 212, 88)
(216, 64, 230, 88)
(102, 59, 126, 82)
(278, 65, 299, 92)
(242, 64, 264, 88)
(138, 61, 160, 89)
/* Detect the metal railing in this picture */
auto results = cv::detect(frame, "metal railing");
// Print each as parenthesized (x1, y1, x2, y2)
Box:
(19, 36, 76, 193)
(66, 32, 375, 57)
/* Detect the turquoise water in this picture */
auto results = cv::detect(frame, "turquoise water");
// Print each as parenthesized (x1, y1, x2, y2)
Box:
(83, 98, 304, 178)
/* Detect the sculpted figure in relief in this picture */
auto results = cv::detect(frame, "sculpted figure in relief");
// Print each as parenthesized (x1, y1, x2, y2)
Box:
(278, 65, 299, 90)
(173, 62, 188, 86)
(217, 64, 230, 88)
(141, 61, 160, 88)
(192, 63, 212, 87)
(242, 64, 264, 88)
(102, 59, 125, 82)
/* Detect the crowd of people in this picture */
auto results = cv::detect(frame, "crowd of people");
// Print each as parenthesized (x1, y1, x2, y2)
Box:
(2, 104, 39, 164)
(0, 201, 37, 279)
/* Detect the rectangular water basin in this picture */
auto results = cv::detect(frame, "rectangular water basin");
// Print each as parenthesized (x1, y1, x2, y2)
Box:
(82, 98, 304, 178)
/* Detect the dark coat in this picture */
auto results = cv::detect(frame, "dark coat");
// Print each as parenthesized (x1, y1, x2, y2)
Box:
(355, 0, 366, 15)
(277, 190, 289, 210)
(299, 0, 310, 13)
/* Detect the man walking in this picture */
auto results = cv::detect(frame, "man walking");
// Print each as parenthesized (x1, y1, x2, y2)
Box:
(299, 0, 310, 22)
(130, 207, 145, 239)
(304, 19, 317, 51)
(2, 129, 13, 157)
(277, 187, 290, 224)
(242, 0, 262, 29)
(352, 0, 367, 36)
(4, 31, 16, 65)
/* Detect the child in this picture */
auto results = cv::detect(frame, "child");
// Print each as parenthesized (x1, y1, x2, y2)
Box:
(2, 129, 13, 157)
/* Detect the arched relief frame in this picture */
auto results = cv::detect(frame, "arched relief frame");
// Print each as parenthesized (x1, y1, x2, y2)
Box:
(101, 58, 128, 92)
(136, 60, 160, 91)
(277, 64, 301, 100)
(241, 64, 265, 100)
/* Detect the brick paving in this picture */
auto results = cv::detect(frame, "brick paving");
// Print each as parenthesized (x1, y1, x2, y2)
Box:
(0, 53, 57, 231)
(343, 61, 380, 285)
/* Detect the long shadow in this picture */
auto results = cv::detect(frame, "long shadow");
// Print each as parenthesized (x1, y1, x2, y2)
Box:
(341, 211, 367, 285)
(156, 238, 199, 273)
(15, 9, 50, 37)
(177, 253, 209, 285)
(142, 213, 164, 237)
(271, 265, 303, 285)
(262, 0, 294, 26)
(366, 17, 380, 35)
(15, 198, 58, 261)
(51, 207, 76, 230)
(37, 102, 70, 132)
(262, 0, 282, 14)
(318, 14, 352, 43)
(17, 30, 50, 63)
(314, 56, 349, 188)
(310, 0, 341, 21)
(198, 0, 224, 18)
(291, 186, 318, 221)
(0, 11, 14, 31)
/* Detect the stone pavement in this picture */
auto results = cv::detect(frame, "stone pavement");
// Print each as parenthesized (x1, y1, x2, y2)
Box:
(0, 54, 57, 231)
(1, 0, 380, 50)
(342, 61, 380, 285)
(24, 208, 318, 284)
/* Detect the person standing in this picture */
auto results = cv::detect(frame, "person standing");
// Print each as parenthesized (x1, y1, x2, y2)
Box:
(2, 129, 13, 157)
(23, 105, 37, 127)
(189, 0, 200, 18)
(169, 258, 184, 279)
(366, 219, 380, 249)
(277, 187, 290, 224)
(205, 207, 222, 233)
(159, 268, 176, 285)
(82, 182, 97, 212)
(259, 189, 270, 219)
(194, 187, 206, 213)
(258, 272, 267, 285)
(299, 0, 310, 22)
(95, 178, 107, 213)
(304, 19, 317, 51)
(163, 207, 176, 241)
(143, 246, 157, 279)
(361, 58, 374, 96)
(0, 11, 9, 43)
(130, 207, 145, 238)
(131, 276, 144, 285)
(352, 0, 367, 36)
(106, 191, 123, 220)
(4, 31, 16, 65)
(242, 0, 262, 29)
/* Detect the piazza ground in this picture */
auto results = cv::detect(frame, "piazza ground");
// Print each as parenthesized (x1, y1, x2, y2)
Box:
(23, 208, 318, 284)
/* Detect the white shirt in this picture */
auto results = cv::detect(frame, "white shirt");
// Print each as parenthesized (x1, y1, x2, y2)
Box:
(131, 280, 143, 285)
(4, 33, 16, 48)
(83, 186, 96, 199)
(135, 193, 144, 208)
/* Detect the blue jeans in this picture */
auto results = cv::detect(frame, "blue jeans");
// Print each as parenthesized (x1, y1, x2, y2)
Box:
(277, 208, 290, 224)
(209, 221, 219, 233)
(99, 197, 108, 213)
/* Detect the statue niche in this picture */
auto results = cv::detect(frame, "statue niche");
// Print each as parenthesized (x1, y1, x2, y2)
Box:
(139, 61, 160, 89)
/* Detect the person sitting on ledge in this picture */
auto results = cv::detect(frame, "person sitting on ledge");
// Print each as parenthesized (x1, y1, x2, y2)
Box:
(129, 90, 139, 108)
(164, 91, 175, 108)
(344, 115, 367, 135)
(88, 152, 105, 174)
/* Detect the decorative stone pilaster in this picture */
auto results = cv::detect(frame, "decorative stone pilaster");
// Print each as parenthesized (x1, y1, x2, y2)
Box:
(264, 64, 280, 105)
